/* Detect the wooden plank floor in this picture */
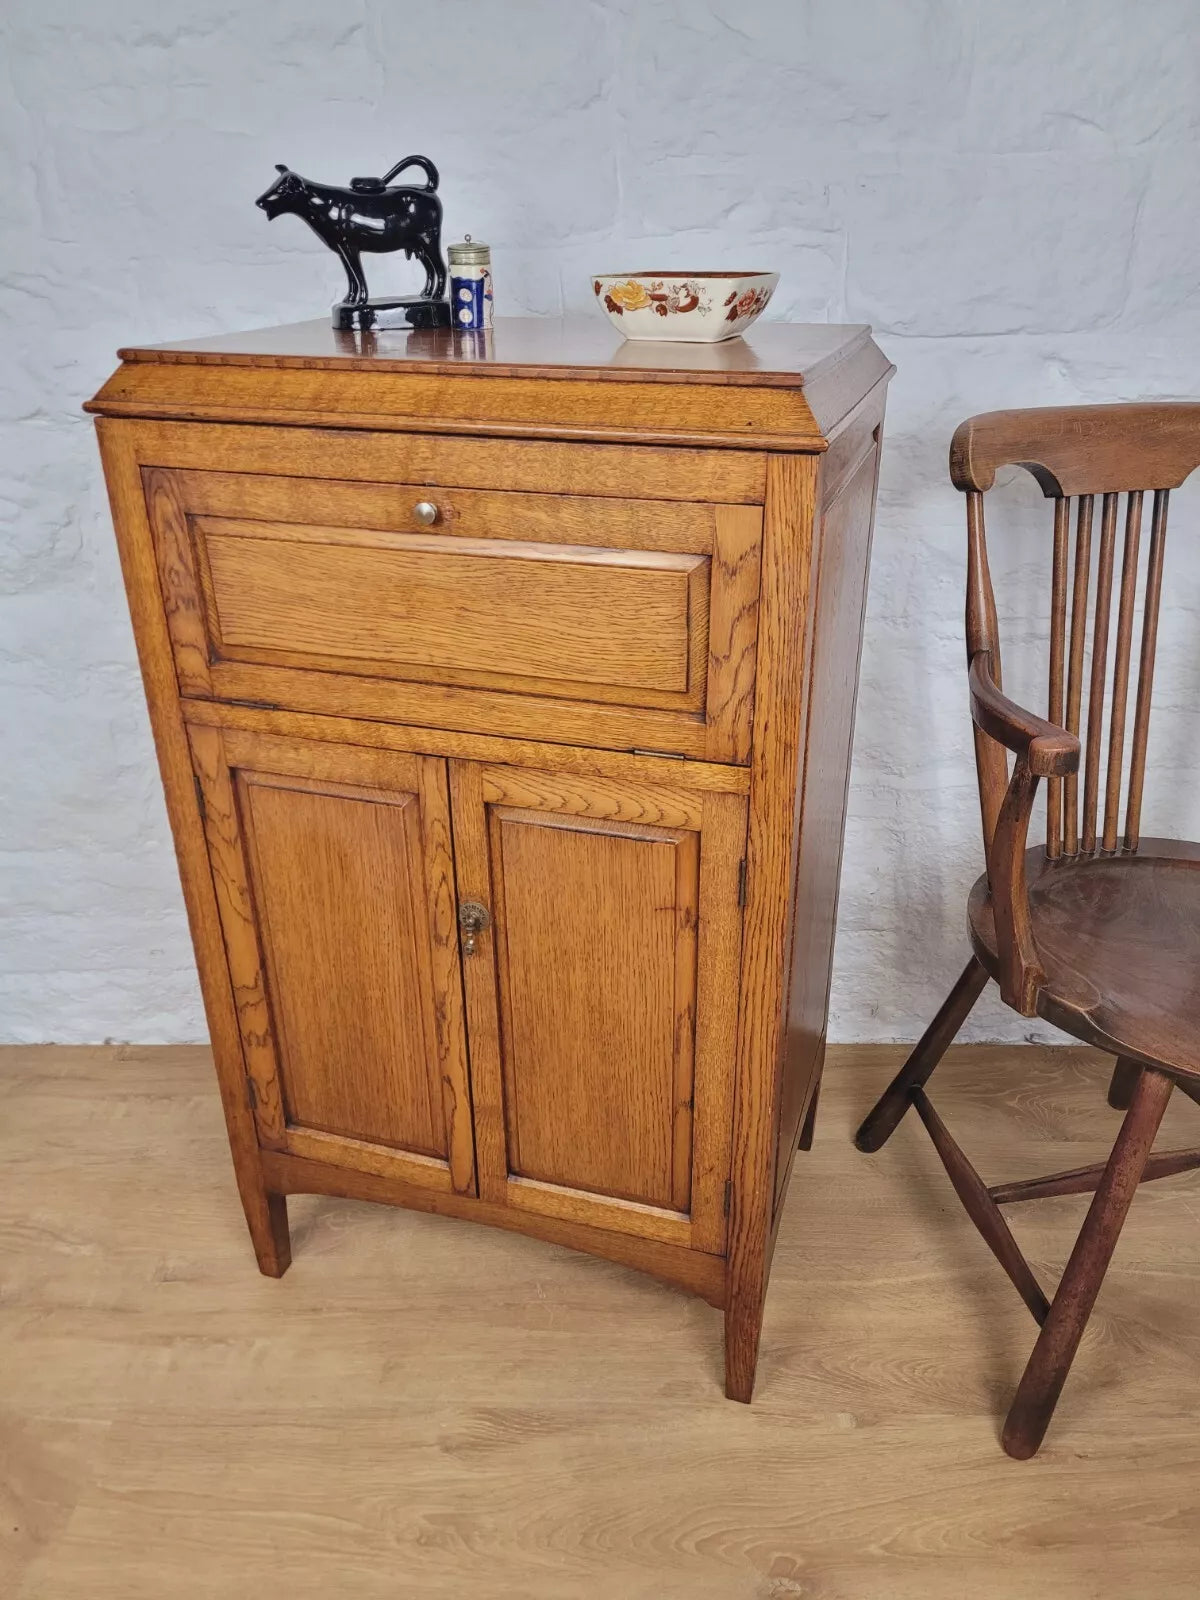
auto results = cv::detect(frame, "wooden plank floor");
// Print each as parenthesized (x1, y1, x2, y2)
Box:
(4, 1043, 1200, 1599)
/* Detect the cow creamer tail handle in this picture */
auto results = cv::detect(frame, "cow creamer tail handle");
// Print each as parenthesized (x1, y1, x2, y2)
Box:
(380, 154, 439, 191)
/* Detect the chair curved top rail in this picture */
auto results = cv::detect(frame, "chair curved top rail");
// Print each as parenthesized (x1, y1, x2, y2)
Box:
(951, 402, 1200, 497)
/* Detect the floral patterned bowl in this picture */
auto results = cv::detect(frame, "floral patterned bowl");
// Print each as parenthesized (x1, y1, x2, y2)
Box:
(592, 272, 779, 342)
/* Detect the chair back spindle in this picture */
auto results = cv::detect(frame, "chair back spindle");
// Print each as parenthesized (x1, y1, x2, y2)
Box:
(1062, 495, 1093, 856)
(1103, 491, 1144, 852)
(1080, 492, 1119, 854)
(1125, 489, 1170, 851)
(1045, 497, 1069, 859)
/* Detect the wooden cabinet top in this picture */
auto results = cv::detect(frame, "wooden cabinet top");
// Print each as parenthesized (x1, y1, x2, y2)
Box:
(87, 317, 892, 452)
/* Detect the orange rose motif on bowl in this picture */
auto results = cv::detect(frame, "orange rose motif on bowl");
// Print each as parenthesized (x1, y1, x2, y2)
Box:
(605, 280, 653, 312)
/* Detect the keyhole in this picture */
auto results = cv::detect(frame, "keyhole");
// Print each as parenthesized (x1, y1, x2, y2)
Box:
(458, 901, 491, 956)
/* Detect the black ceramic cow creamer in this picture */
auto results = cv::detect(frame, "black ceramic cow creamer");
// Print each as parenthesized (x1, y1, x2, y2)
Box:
(256, 155, 452, 330)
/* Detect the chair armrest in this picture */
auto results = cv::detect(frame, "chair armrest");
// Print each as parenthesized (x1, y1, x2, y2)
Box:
(968, 654, 1080, 777)
(969, 651, 1069, 1015)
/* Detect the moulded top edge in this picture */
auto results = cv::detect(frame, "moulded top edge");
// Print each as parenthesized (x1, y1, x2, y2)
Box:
(110, 316, 881, 393)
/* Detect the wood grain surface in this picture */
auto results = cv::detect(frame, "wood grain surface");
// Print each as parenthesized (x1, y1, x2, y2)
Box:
(189, 727, 476, 1195)
(149, 460, 761, 748)
(96, 423, 290, 1279)
(449, 762, 743, 1251)
(5, 1042, 1200, 1600)
(108, 418, 770, 504)
(777, 407, 885, 1212)
(725, 452, 821, 1401)
(196, 515, 709, 699)
(950, 401, 1200, 496)
(139, 444, 765, 760)
(86, 317, 894, 443)
(87, 359, 825, 450)
(111, 315, 876, 388)
(181, 695, 752, 794)
(239, 773, 448, 1154)
(495, 809, 695, 1212)
(175, 469, 726, 552)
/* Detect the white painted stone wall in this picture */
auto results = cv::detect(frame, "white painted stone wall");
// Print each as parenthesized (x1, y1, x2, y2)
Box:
(2, 0, 1198, 1044)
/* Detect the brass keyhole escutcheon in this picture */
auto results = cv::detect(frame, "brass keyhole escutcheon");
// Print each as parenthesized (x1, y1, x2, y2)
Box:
(458, 900, 491, 956)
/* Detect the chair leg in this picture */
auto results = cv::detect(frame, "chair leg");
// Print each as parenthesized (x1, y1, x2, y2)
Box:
(1107, 1057, 1142, 1111)
(1001, 1066, 1174, 1459)
(1113, 1063, 1200, 1114)
(855, 956, 989, 1153)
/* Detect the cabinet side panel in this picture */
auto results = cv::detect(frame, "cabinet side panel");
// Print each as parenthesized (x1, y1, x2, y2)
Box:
(774, 411, 885, 1211)
(93, 419, 290, 1275)
(725, 452, 821, 1400)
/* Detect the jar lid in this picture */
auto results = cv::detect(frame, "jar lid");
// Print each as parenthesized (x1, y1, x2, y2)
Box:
(448, 235, 491, 265)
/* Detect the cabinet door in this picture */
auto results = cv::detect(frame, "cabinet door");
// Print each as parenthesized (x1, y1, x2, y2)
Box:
(450, 761, 746, 1251)
(188, 724, 475, 1194)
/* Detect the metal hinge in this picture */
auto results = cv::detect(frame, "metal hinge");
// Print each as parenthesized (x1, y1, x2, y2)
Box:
(193, 772, 206, 820)
(229, 698, 279, 711)
(630, 747, 687, 761)
(246, 1076, 258, 1111)
(737, 858, 748, 907)
(723, 1179, 732, 1217)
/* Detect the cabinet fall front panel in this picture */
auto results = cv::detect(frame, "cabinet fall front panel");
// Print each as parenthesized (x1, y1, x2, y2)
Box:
(449, 760, 746, 1252)
(187, 724, 475, 1195)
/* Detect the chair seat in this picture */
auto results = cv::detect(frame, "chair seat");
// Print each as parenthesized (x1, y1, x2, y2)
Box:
(969, 838, 1200, 1080)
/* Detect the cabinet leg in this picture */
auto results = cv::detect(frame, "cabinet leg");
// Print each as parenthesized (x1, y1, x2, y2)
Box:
(241, 1185, 291, 1278)
(724, 1290, 766, 1403)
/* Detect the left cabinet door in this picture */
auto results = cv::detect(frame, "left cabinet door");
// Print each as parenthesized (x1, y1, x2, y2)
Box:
(186, 722, 476, 1195)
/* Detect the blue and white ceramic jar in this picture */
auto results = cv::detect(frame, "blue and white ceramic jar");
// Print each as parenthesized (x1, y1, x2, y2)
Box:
(448, 237, 493, 330)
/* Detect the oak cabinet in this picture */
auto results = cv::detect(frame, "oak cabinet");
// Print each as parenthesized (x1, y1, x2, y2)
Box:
(89, 317, 892, 1400)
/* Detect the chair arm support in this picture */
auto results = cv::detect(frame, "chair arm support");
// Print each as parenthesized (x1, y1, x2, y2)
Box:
(989, 757, 1044, 1016)
(969, 654, 1080, 777)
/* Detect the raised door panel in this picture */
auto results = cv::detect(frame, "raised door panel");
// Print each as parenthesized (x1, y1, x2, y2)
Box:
(239, 778, 442, 1155)
(197, 515, 709, 700)
(492, 809, 697, 1212)
(451, 760, 746, 1252)
(187, 724, 474, 1194)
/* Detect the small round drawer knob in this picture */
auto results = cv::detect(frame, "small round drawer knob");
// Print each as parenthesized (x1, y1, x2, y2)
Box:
(413, 500, 439, 526)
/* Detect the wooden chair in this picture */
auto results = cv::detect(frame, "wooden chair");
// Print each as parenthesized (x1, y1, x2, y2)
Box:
(855, 402, 1200, 1458)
